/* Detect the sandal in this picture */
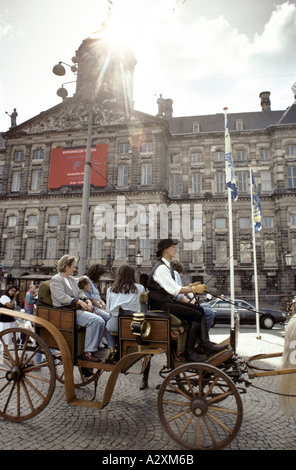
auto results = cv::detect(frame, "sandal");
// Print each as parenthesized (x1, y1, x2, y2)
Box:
(105, 350, 116, 363)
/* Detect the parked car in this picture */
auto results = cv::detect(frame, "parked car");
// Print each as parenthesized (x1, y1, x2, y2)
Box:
(208, 298, 286, 329)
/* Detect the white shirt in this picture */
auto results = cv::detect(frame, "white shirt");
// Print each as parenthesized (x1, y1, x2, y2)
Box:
(152, 258, 182, 297)
(0, 295, 12, 306)
(106, 283, 145, 317)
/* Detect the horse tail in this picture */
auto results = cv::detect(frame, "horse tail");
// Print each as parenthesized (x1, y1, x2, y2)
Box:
(279, 317, 296, 415)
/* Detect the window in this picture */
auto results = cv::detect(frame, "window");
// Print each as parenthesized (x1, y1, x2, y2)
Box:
(240, 241, 252, 263)
(214, 172, 224, 193)
(31, 170, 41, 190)
(25, 238, 35, 261)
(192, 123, 200, 133)
(141, 163, 152, 185)
(115, 238, 126, 260)
(27, 215, 37, 226)
(48, 215, 59, 226)
(215, 217, 227, 229)
(0, 165, 4, 176)
(263, 217, 274, 229)
(4, 238, 14, 261)
(46, 238, 57, 259)
(91, 237, 102, 260)
(287, 167, 296, 188)
(237, 171, 248, 192)
(259, 149, 270, 161)
(117, 165, 128, 187)
(7, 215, 17, 227)
(235, 120, 243, 130)
(141, 142, 153, 154)
(239, 217, 250, 229)
(192, 174, 202, 194)
(213, 152, 224, 162)
(264, 240, 276, 263)
(14, 151, 24, 162)
(11, 171, 21, 191)
(170, 154, 180, 164)
(285, 145, 296, 156)
(236, 150, 247, 161)
(216, 240, 227, 263)
(69, 237, 79, 253)
(119, 143, 130, 155)
(290, 215, 296, 227)
(139, 238, 150, 261)
(191, 153, 202, 164)
(261, 170, 272, 191)
(169, 174, 180, 195)
(33, 149, 43, 160)
(70, 214, 80, 225)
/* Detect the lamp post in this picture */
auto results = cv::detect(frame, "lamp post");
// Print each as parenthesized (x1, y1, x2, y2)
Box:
(52, 54, 96, 276)
(285, 251, 293, 297)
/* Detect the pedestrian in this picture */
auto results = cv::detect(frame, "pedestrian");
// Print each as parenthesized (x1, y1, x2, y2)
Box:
(24, 284, 37, 314)
(0, 285, 18, 346)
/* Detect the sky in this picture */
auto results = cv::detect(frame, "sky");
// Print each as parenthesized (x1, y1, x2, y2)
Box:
(0, 0, 296, 131)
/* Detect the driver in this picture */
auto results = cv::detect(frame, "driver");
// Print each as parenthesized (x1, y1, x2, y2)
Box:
(147, 238, 227, 361)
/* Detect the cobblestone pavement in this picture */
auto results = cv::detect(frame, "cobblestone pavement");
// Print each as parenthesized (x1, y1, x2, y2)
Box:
(0, 325, 295, 452)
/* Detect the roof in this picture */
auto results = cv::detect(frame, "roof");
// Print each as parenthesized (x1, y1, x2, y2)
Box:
(166, 110, 287, 135)
(277, 100, 296, 125)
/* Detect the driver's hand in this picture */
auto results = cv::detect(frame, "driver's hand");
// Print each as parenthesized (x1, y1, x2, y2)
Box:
(189, 281, 201, 287)
(191, 284, 207, 294)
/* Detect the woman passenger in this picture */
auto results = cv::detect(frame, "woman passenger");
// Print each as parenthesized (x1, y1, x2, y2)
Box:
(104, 264, 145, 363)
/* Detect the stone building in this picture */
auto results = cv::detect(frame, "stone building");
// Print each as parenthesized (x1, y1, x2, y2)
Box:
(0, 18, 295, 304)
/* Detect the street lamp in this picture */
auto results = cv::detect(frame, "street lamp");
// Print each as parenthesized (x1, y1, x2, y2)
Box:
(285, 252, 293, 297)
(52, 54, 97, 276)
(285, 252, 293, 267)
(136, 250, 143, 267)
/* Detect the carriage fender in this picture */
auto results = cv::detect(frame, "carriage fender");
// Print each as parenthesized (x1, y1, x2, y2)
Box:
(0, 307, 76, 403)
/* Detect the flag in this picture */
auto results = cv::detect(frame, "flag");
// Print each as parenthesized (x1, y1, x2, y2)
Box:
(251, 168, 262, 232)
(224, 114, 238, 201)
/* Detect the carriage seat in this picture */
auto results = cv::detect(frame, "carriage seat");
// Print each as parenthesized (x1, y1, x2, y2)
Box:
(36, 279, 85, 359)
(139, 291, 187, 356)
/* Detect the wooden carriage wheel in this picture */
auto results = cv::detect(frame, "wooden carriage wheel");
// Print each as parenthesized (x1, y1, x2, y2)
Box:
(0, 327, 56, 421)
(157, 362, 243, 450)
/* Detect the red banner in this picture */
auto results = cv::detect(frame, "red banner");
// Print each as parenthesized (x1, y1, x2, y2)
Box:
(48, 145, 108, 188)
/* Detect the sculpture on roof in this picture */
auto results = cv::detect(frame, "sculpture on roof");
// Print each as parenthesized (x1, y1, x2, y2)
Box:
(5, 108, 18, 128)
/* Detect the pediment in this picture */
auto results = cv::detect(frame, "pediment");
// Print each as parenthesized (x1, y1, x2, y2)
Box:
(4, 97, 165, 138)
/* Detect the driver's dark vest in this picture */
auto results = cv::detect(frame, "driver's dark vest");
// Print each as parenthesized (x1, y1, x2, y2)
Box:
(147, 259, 175, 305)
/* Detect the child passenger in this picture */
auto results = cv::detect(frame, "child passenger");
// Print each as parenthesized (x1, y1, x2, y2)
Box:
(77, 276, 110, 349)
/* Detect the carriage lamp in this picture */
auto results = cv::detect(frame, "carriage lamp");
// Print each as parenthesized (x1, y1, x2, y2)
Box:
(130, 311, 151, 337)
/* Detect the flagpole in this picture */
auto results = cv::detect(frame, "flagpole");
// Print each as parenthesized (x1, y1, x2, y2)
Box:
(249, 165, 261, 339)
(224, 108, 235, 328)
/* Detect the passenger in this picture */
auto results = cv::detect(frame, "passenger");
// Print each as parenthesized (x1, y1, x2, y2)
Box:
(171, 260, 215, 331)
(147, 238, 227, 362)
(105, 264, 145, 363)
(83, 264, 110, 322)
(0, 285, 18, 346)
(24, 284, 37, 315)
(77, 275, 110, 349)
(50, 255, 105, 362)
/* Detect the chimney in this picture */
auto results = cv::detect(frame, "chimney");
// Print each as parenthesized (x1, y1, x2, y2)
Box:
(259, 91, 271, 111)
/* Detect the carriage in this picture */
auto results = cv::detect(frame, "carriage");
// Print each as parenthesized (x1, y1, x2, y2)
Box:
(0, 284, 295, 451)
